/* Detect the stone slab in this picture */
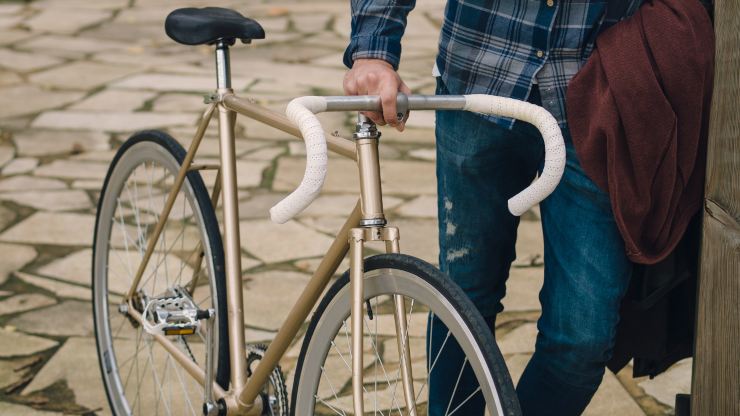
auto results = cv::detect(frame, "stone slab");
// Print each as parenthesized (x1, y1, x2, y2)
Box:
(2, 157, 38, 175)
(501, 267, 544, 313)
(33, 159, 108, 181)
(242, 270, 312, 330)
(239, 219, 334, 263)
(0, 212, 95, 246)
(0, 242, 37, 285)
(0, 48, 62, 72)
(16, 272, 91, 301)
(0, 176, 66, 192)
(0, 327, 58, 358)
(22, 337, 109, 413)
(0, 293, 56, 316)
(8, 300, 93, 337)
(24, 7, 111, 34)
(13, 129, 109, 157)
(32, 110, 196, 132)
(112, 73, 253, 92)
(498, 322, 537, 355)
(0, 85, 84, 119)
(0, 190, 93, 211)
(638, 358, 692, 407)
(0, 402, 65, 415)
(69, 89, 156, 112)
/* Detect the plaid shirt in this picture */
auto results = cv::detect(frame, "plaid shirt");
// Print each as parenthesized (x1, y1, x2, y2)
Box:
(344, 0, 642, 129)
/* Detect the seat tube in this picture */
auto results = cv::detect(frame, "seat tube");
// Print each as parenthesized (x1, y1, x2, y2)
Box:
(215, 40, 249, 395)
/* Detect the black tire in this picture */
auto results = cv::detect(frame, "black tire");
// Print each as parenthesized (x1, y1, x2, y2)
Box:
(290, 253, 520, 415)
(92, 130, 230, 414)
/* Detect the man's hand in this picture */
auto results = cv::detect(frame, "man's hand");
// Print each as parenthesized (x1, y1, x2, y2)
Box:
(343, 58, 412, 131)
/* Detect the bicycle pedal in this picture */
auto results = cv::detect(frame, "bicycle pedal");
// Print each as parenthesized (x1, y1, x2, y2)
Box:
(142, 287, 205, 336)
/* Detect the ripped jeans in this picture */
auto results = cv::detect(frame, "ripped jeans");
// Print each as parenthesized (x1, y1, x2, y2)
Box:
(427, 81, 633, 415)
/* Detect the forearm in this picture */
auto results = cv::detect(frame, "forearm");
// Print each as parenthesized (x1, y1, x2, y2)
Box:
(343, 0, 416, 70)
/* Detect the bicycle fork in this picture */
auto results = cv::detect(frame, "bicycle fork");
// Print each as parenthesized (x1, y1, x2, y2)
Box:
(349, 114, 418, 415)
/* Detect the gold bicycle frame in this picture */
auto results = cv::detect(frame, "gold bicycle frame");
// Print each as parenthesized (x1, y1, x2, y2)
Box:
(118, 41, 447, 415)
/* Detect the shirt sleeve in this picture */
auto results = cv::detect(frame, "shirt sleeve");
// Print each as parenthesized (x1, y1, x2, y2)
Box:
(343, 0, 416, 70)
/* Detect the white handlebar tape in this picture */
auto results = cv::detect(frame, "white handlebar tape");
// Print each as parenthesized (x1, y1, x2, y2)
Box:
(463, 95, 566, 216)
(269, 96, 328, 224)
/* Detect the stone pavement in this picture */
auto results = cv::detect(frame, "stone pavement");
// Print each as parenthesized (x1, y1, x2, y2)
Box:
(0, 0, 690, 414)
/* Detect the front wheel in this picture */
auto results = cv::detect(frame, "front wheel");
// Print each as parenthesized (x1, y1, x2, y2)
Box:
(291, 254, 520, 416)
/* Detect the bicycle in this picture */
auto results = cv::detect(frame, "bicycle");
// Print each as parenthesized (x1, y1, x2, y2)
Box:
(92, 6, 565, 416)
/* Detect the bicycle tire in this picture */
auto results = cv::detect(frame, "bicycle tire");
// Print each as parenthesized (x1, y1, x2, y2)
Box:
(92, 130, 229, 415)
(290, 253, 520, 416)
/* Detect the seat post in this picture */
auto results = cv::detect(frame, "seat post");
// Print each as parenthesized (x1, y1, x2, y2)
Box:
(214, 40, 232, 89)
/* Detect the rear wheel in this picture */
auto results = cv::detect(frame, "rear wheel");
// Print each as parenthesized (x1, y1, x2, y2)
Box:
(92, 131, 229, 415)
(291, 254, 520, 415)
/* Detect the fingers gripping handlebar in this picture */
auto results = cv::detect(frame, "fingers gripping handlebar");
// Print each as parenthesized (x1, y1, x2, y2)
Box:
(269, 94, 566, 223)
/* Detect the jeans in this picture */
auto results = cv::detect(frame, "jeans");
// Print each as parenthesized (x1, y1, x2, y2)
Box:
(427, 80, 633, 415)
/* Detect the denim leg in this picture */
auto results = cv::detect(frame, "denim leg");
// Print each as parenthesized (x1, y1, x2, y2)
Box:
(515, 142, 633, 416)
(428, 104, 543, 414)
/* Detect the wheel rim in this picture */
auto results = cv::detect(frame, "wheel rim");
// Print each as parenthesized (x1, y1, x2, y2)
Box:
(294, 268, 504, 416)
(93, 141, 221, 415)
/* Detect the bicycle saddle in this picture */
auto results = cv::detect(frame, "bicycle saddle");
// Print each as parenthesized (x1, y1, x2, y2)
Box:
(165, 7, 265, 46)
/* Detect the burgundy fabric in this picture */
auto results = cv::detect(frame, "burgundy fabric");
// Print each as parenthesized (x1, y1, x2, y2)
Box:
(566, 0, 714, 264)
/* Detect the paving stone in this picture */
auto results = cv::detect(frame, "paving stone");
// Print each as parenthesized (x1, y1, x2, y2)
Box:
(0, 175, 66, 192)
(0, 67, 21, 86)
(0, 85, 85, 119)
(0, 29, 34, 46)
(0, 144, 13, 168)
(0, 327, 58, 358)
(24, 7, 111, 34)
(239, 219, 335, 263)
(0, 293, 56, 316)
(0, 212, 94, 246)
(0, 204, 15, 231)
(501, 267, 544, 313)
(16, 272, 91, 301)
(8, 300, 93, 337)
(291, 13, 333, 33)
(112, 73, 253, 92)
(498, 322, 537, 355)
(0, 402, 65, 415)
(638, 358, 692, 407)
(0, 189, 91, 211)
(33, 160, 108, 180)
(69, 89, 156, 112)
(22, 337, 109, 414)
(36, 249, 93, 287)
(395, 195, 437, 218)
(0, 242, 37, 285)
(0, 48, 62, 72)
(273, 157, 436, 195)
(513, 221, 544, 267)
(151, 92, 207, 112)
(243, 145, 285, 162)
(17, 34, 127, 59)
(392, 219, 439, 265)
(408, 147, 436, 161)
(32, 110, 196, 132)
(246, 327, 277, 343)
(2, 157, 38, 175)
(504, 353, 531, 385)
(238, 193, 286, 219)
(0, 356, 35, 390)
(328, 381, 426, 413)
(30, 61, 140, 90)
(13, 129, 109, 157)
(242, 270, 312, 330)
(585, 371, 645, 416)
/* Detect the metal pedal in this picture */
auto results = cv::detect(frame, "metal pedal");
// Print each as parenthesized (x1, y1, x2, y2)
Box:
(141, 286, 209, 336)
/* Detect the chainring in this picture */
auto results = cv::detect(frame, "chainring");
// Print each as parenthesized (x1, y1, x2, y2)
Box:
(246, 344, 289, 416)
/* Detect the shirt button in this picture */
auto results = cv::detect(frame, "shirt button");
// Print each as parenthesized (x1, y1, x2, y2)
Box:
(536, 50, 544, 58)
(547, 0, 554, 6)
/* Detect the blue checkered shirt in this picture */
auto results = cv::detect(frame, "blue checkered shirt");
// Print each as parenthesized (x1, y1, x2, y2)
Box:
(344, 0, 642, 129)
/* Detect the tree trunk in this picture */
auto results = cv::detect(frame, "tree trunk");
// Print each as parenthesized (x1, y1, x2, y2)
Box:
(690, 0, 740, 414)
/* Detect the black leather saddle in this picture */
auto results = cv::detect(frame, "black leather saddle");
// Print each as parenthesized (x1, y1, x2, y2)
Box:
(165, 7, 265, 46)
